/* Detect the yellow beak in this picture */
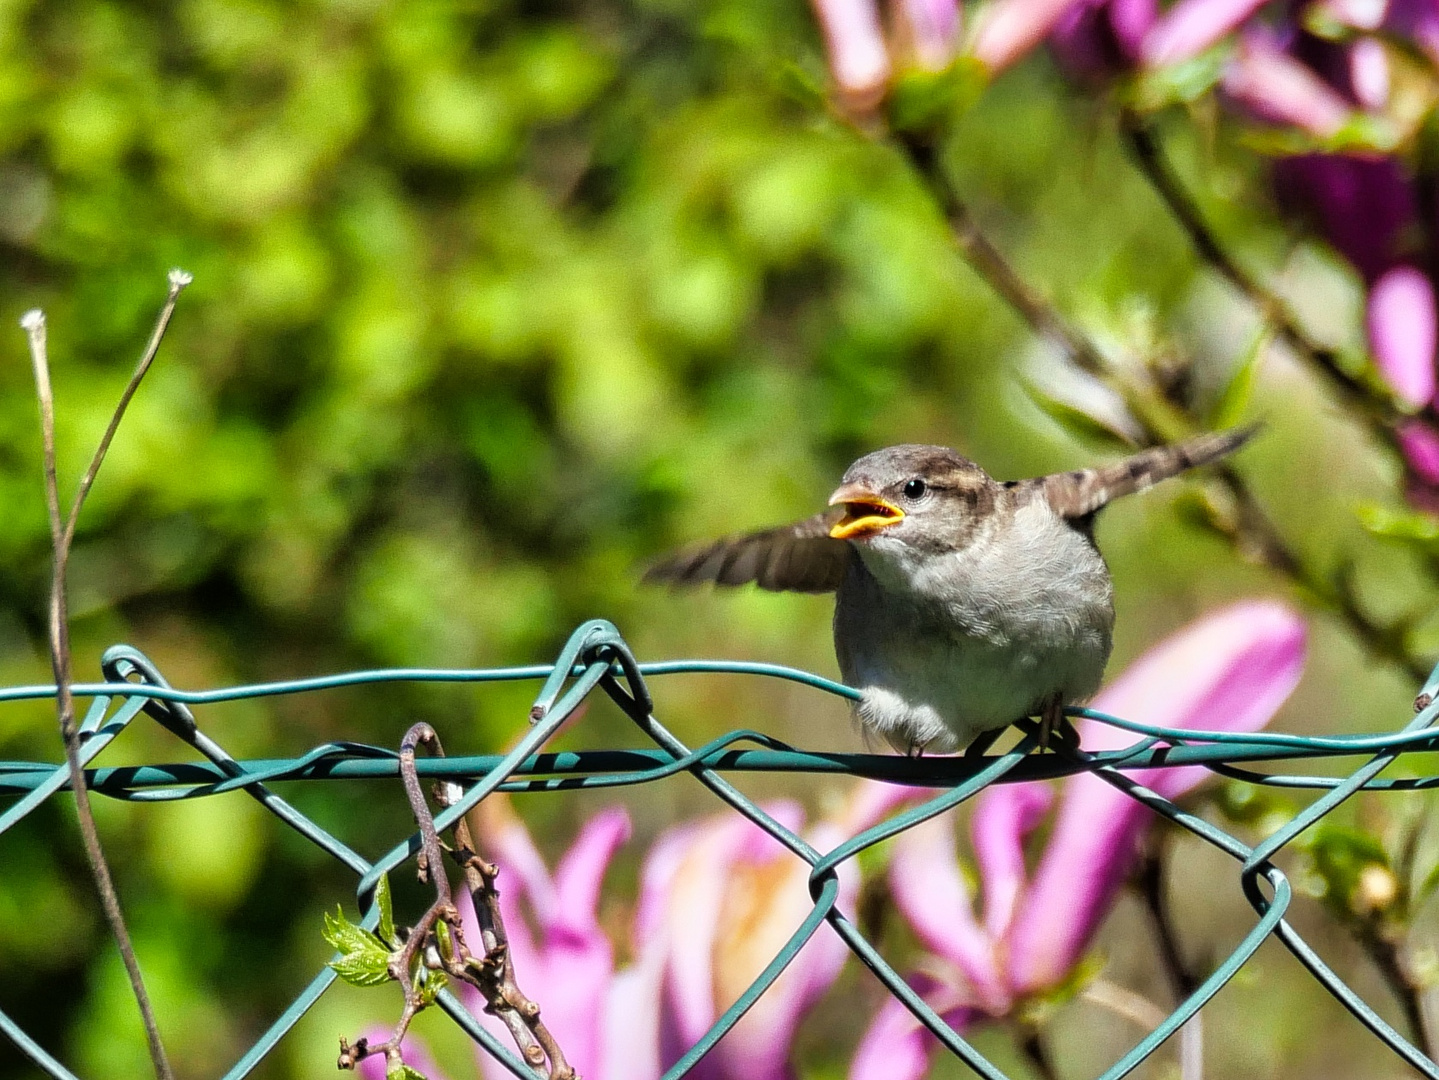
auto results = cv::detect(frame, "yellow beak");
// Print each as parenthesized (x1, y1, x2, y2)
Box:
(828, 483, 905, 540)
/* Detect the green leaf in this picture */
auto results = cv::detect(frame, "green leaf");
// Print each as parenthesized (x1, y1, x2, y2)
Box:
(1239, 113, 1400, 158)
(322, 907, 394, 987)
(388, 1063, 430, 1080)
(1211, 325, 1270, 430)
(886, 59, 987, 136)
(329, 951, 394, 986)
(1418, 859, 1439, 906)
(416, 969, 449, 1007)
(375, 873, 396, 947)
(1124, 46, 1228, 112)
(435, 917, 454, 964)
(1356, 503, 1439, 554)
(1022, 381, 1136, 450)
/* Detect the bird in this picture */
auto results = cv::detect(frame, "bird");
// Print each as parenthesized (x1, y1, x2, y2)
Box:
(643, 427, 1257, 755)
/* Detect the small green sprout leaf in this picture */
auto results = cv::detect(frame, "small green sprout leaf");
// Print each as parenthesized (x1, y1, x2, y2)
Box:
(1211, 325, 1270, 430)
(322, 907, 394, 987)
(375, 873, 396, 947)
(416, 969, 449, 1008)
(1356, 503, 1439, 554)
(1022, 381, 1136, 450)
(435, 917, 454, 964)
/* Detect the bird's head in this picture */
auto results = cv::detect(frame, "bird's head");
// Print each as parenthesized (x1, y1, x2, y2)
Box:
(828, 444, 996, 555)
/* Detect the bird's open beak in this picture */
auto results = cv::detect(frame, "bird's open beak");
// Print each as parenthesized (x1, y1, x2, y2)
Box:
(828, 483, 905, 540)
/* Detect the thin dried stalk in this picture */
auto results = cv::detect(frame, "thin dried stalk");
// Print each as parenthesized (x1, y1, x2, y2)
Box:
(20, 269, 190, 1080)
(895, 134, 1429, 683)
(340, 723, 575, 1079)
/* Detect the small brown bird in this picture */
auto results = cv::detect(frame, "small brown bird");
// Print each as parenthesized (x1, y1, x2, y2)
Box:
(645, 428, 1257, 754)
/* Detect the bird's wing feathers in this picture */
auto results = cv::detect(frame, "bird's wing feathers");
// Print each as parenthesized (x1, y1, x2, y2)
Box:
(1036, 424, 1259, 520)
(643, 511, 851, 593)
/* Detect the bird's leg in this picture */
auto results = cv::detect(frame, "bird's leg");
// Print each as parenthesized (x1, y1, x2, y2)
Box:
(1038, 694, 1064, 752)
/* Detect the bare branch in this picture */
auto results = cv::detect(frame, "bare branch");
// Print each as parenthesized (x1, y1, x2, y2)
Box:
(340, 724, 575, 1080)
(894, 134, 1431, 683)
(1118, 111, 1404, 440)
(22, 282, 189, 1080)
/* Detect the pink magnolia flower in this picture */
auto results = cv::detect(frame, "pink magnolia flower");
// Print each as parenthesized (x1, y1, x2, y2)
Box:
(387, 781, 899, 1080)
(1050, 0, 1268, 81)
(850, 599, 1306, 1079)
(808, 0, 1083, 108)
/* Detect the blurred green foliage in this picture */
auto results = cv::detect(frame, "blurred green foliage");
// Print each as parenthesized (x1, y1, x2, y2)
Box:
(0, 0, 1433, 1077)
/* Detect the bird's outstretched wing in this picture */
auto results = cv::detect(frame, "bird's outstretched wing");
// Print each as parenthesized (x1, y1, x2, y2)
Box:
(1036, 424, 1259, 520)
(643, 511, 851, 593)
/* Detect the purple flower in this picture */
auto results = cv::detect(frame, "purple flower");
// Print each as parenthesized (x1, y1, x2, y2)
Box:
(809, 0, 1088, 109)
(1049, 0, 1267, 80)
(374, 781, 900, 1080)
(1272, 154, 1415, 285)
(1049, 0, 1155, 82)
(849, 599, 1306, 1080)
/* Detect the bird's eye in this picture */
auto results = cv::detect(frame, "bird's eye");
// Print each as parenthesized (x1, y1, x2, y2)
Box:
(902, 478, 926, 500)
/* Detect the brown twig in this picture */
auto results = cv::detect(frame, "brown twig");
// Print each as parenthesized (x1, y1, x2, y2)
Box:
(1355, 919, 1433, 1058)
(340, 723, 575, 1080)
(1117, 110, 1405, 438)
(441, 773, 575, 1078)
(894, 133, 1432, 684)
(1017, 1026, 1064, 1080)
(1137, 839, 1201, 1000)
(20, 270, 190, 1080)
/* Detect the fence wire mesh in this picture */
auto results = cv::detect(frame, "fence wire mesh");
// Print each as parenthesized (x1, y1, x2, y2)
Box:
(2, 616, 1438, 1080)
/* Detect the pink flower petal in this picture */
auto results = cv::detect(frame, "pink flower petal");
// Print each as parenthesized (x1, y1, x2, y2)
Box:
(464, 805, 632, 1080)
(1141, 0, 1266, 66)
(1350, 36, 1391, 109)
(1222, 32, 1355, 137)
(1317, 0, 1390, 31)
(656, 801, 806, 1073)
(973, 0, 1085, 72)
(847, 975, 980, 1080)
(889, 814, 1009, 1014)
(556, 807, 632, 930)
(1400, 420, 1439, 485)
(1368, 265, 1437, 409)
(1006, 600, 1305, 994)
(897, 0, 962, 69)
(357, 1030, 448, 1080)
(810, 0, 892, 101)
(971, 782, 1054, 940)
(599, 948, 666, 1080)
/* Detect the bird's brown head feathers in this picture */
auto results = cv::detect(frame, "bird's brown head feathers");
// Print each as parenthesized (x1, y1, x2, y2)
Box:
(828, 444, 997, 553)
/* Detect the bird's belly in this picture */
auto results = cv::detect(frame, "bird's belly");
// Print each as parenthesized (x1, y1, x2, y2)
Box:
(835, 595, 1112, 753)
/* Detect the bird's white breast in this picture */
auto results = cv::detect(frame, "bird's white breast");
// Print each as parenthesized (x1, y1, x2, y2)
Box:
(834, 500, 1114, 752)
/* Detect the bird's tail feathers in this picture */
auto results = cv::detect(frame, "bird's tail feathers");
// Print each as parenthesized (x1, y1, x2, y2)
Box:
(1041, 423, 1260, 520)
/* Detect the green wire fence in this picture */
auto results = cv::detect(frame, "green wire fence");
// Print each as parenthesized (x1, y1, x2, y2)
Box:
(3, 616, 1438, 1080)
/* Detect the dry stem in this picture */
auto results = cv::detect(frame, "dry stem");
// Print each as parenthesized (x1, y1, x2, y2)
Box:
(895, 133, 1429, 683)
(20, 270, 189, 1080)
(1117, 111, 1403, 438)
(339, 723, 575, 1080)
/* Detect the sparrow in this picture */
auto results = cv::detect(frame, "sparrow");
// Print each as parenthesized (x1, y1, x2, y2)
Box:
(644, 427, 1257, 754)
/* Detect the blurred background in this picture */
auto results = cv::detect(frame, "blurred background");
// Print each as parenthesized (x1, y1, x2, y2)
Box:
(0, 0, 1434, 1077)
